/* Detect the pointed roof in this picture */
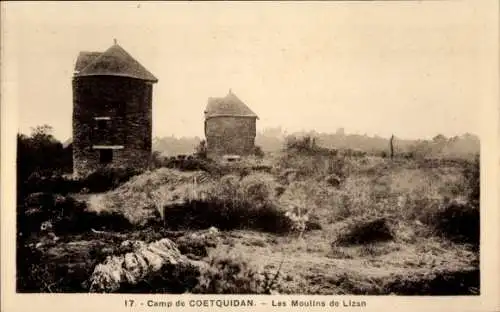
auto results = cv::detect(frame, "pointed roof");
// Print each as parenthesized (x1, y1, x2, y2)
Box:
(205, 90, 258, 119)
(74, 52, 102, 72)
(74, 43, 158, 83)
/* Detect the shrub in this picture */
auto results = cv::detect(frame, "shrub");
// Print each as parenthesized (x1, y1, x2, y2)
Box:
(17, 237, 111, 293)
(193, 250, 262, 294)
(284, 135, 338, 157)
(463, 154, 479, 205)
(195, 140, 208, 159)
(18, 193, 75, 236)
(175, 229, 219, 260)
(253, 145, 265, 158)
(82, 167, 142, 193)
(156, 172, 292, 233)
(19, 173, 81, 202)
(402, 187, 479, 246)
(149, 151, 167, 169)
(176, 236, 216, 260)
(430, 199, 479, 246)
(159, 155, 220, 173)
(277, 153, 349, 182)
(239, 173, 278, 208)
(332, 217, 394, 246)
(162, 199, 291, 233)
(383, 269, 479, 295)
(18, 193, 133, 237)
(192, 249, 283, 294)
(16, 243, 48, 292)
(203, 173, 291, 232)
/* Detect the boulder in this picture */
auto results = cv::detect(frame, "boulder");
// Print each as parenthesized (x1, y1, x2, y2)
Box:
(88, 238, 198, 293)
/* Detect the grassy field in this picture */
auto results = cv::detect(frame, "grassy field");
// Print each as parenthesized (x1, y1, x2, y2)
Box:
(16, 150, 479, 294)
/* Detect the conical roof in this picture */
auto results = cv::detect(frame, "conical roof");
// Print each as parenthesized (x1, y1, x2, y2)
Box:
(205, 90, 258, 119)
(74, 44, 158, 83)
(74, 51, 102, 72)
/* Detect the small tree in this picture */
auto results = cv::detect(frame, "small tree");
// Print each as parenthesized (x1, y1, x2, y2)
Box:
(284, 135, 319, 154)
(253, 145, 264, 158)
(195, 140, 208, 159)
(150, 151, 165, 169)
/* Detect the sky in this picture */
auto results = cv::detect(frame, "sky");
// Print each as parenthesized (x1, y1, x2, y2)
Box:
(2, 1, 496, 142)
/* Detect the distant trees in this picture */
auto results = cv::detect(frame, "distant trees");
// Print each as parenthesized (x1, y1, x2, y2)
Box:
(433, 134, 447, 143)
(152, 136, 201, 157)
(151, 128, 479, 160)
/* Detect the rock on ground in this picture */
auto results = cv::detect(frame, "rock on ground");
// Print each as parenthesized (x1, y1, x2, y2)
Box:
(88, 238, 196, 293)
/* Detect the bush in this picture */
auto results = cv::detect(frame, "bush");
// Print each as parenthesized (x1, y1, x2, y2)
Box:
(195, 140, 208, 159)
(19, 173, 81, 202)
(156, 173, 292, 233)
(18, 166, 144, 205)
(82, 167, 142, 193)
(192, 249, 283, 294)
(383, 269, 479, 295)
(18, 193, 76, 236)
(253, 145, 265, 158)
(198, 173, 291, 232)
(463, 154, 479, 205)
(403, 193, 479, 246)
(430, 199, 479, 246)
(159, 155, 219, 173)
(284, 135, 337, 156)
(17, 193, 133, 237)
(16, 235, 113, 293)
(162, 199, 291, 233)
(149, 151, 166, 169)
(277, 153, 349, 182)
(332, 217, 394, 246)
(278, 180, 328, 236)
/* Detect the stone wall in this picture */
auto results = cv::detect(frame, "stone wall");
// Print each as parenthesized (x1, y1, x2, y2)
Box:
(72, 76, 153, 178)
(205, 116, 256, 156)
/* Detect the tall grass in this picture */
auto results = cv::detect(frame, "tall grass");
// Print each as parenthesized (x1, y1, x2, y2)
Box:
(88, 151, 479, 246)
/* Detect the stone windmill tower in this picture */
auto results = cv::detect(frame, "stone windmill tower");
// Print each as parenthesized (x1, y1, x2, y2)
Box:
(204, 89, 259, 157)
(72, 41, 158, 177)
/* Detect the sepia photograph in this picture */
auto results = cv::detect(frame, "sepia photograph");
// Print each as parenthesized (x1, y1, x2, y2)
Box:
(1, 1, 499, 311)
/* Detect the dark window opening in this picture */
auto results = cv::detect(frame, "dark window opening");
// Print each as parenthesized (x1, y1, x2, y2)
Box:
(96, 119, 109, 130)
(99, 149, 113, 164)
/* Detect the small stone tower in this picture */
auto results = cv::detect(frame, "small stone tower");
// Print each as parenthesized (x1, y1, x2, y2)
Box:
(204, 90, 258, 157)
(72, 42, 158, 178)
